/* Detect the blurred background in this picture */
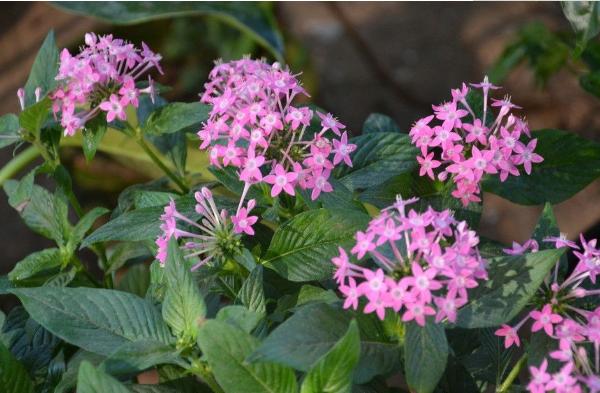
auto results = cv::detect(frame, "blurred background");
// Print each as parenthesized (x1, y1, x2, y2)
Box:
(1, 1, 600, 275)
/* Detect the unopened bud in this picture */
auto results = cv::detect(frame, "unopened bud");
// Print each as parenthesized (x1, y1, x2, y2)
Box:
(17, 88, 25, 110)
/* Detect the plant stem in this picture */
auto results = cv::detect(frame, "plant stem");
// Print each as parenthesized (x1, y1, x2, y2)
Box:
(190, 361, 225, 393)
(497, 353, 527, 393)
(0, 146, 40, 186)
(135, 134, 189, 193)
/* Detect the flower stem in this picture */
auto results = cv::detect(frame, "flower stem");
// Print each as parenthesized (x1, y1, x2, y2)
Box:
(135, 133, 189, 193)
(497, 353, 527, 393)
(0, 145, 40, 187)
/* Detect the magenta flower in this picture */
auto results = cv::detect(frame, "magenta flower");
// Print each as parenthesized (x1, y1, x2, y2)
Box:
(331, 196, 487, 324)
(264, 164, 297, 197)
(495, 324, 521, 348)
(527, 359, 551, 393)
(99, 94, 127, 122)
(232, 200, 258, 235)
(50, 33, 161, 136)
(198, 57, 355, 203)
(410, 76, 542, 206)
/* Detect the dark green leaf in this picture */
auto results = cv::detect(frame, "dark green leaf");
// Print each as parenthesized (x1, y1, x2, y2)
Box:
(24, 30, 59, 106)
(82, 117, 108, 162)
(71, 207, 109, 247)
(197, 319, 298, 393)
(117, 264, 151, 298)
(300, 320, 361, 393)
(482, 129, 600, 205)
(562, 1, 600, 54)
(216, 305, 263, 333)
(54, 2, 284, 60)
(362, 113, 401, 134)
(106, 242, 152, 275)
(101, 339, 184, 376)
(54, 350, 105, 393)
(10, 287, 173, 356)
(265, 209, 369, 282)
(0, 341, 34, 393)
(76, 361, 130, 393)
(580, 70, 600, 99)
(455, 248, 565, 328)
(531, 203, 559, 248)
(82, 195, 196, 246)
(144, 102, 209, 135)
(162, 239, 206, 341)
(404, 322, 448, 393)
(19, 97, 51, 138)
(238, 266, 266, 315)
(250, 303, 400, 384)
(8, 248, 63, 282)
(335, 132, 418, 190)
(0, 114, 20, 148)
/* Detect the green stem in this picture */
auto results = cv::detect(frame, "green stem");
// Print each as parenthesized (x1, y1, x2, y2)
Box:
(497, 353, 527, 393)
(190, 361, 225, 393)
(135, 134, 189, 194)
(0, 146, 40, 186)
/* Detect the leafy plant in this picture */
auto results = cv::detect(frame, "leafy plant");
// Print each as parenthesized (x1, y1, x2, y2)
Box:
(1, 6, 600, 393)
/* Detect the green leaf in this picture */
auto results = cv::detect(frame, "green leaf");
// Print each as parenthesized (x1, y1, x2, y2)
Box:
(300, 320, 361, 393)
(580, 70, 600, 99)
(197, 319, 298, 393)
(24, 30, 59, 106)
(106, 242, 152, 275)
(101, 339, 184, 376)
(82, 117, 108, 162)
(162, 239, 206, 341)
(82, 195, 196, 246)
(216, 305, 263, 333)
(238, 266, 266, 315)
(362, 113, 401, 134)
(116, 264, 150, 298)
(54, 2, 284, 61)
(144, 102, 209, 135)
(335, 132, 418, 190)
(461, 328, 516, 386)
(71, 207, 109, 247)
(265, 209, 369, 282)
(0, 341, 34, 393)
(404, 322, 448, 393)
(8, 248, 63, 282)
(0, 114, 20, 149)
(19, 97, 51, 138)
(562, 1, 600, 54)
(10, 287, 173, 356)
(250, 303, 400, 384)
(455, 248, 565, 328)
(4, 180, 70, 246)
(482, 129, 600, 205)
(76, 361, 130, 393)
(531, 203, 560, 248)
(54, 350, 105, 393)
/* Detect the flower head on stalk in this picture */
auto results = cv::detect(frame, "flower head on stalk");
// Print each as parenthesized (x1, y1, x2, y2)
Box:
(155, 187, 257, 270)
(493, 233, 600, 392)
(410, 76, 542, 206)
(49, 32, 161, 136)
(198, 57, 356, 206)
(331, 195, 487, 325)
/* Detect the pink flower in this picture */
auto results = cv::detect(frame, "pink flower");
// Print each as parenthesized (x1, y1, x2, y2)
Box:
(332, 132, 356, 167)
(317, 111, 345, 136)
(402, 301, 436, 326)
(99, 94, 127, 122)
(513, 139, 543, 174)
(503, 239, 539, 255)
(239, 150, 265, 182)
(527, 359, 551, 393)
(263, 164, 297, 197)
(308, 169, 333, 200)
(351, 231, 376, 259)
(340, 278, 361, 310)
(416, 152, 441, 180)
(531, 304, 563, 336)
(232, 203, 258, 235)
(495, 324, 521, 348)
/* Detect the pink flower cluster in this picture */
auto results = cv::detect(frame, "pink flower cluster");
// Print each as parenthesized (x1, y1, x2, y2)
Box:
(495, 234, 600, 392)
(410, 76, 543, 206)
(331, 196, 487, 325)
(51, 33, 162, 136)
(155, 187, 256, 269)
(199, 57, 356, 202)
